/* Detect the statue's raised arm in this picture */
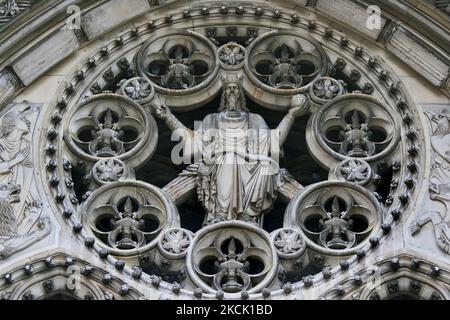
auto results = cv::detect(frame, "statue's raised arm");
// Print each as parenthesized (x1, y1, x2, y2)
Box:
(151, 96, 190, 133)
(276, 94, 309, 146)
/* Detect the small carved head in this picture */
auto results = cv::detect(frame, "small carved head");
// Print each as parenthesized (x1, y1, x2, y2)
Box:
(219, 77, 248, 112)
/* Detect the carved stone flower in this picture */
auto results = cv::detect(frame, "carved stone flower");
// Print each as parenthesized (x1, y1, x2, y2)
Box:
(122, 77, 153, 101)
(339, 159, 370, 182)
(161, 229, 191, 255)
(0, 0, 20, 17)
(219, 42, 245, 66)
(94, 159, 124, 182)
(312, 78, 342, 100)
(274, 229, 305, 255)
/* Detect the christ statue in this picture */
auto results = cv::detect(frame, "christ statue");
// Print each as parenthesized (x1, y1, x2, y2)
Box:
(153, 79, 308, 225)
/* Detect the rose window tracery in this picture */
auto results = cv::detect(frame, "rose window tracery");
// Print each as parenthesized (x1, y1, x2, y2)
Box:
(187, 222, 277, 294)
(286, 182, 381, 255)
(81, 182, 178, 256)
(64, 94, 158, 168)
(136, 31, 218, 91)
(45, 16, 422, 299)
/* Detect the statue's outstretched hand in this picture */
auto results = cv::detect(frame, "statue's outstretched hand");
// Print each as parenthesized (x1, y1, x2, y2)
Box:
(288, 94, 309, 118)
(151, 97, 171, 120)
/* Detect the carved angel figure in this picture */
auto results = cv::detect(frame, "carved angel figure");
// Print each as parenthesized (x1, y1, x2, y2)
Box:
(0, 103, 51, 259)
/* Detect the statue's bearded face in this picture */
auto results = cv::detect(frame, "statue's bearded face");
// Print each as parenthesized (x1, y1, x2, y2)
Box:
(225, 83, 241, 111)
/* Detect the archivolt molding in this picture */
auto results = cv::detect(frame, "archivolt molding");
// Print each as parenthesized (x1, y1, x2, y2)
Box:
(318, 254, 450, 300)
(0, 253, 145, 300)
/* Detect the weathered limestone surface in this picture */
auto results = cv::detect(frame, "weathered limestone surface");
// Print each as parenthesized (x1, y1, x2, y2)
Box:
(0, 0, 448, 301)
(11, 28, 81, 86)
(385, 25, 450, 88)
(315, 0, 388, 40)
(80, 0, 150, 39)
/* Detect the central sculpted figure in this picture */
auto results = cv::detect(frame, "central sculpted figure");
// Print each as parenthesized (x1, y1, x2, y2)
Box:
(154, 79, 308, 225)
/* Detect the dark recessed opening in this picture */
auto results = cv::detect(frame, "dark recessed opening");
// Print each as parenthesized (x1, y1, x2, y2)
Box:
(199, 256, 219, 275)
(246, 256, 265, 275)
(148, 60, 170, 76)
(296, 60, 316, 76)
(303, 214, 323, 233)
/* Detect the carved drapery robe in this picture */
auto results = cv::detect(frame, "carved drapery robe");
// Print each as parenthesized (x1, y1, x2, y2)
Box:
(183, 111, 281, 222)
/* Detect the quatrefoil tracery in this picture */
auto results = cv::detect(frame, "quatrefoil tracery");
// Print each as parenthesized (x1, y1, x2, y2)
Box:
(92, 195, 164, 250)
(136, 31, 218, 91)
(81, 182, 178, 256)
(187, 222, 277, 295)
(286, 182, 382, 255)
(246, 31, 329, 93)
(65, 94, 158, 168)
(309, 94, 400, 166)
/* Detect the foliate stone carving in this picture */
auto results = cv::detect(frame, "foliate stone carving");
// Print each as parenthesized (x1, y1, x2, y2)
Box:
(0, 0, 19, 17)
(186, 221, 277, 294)
(92, 159, 135, 185)
(272, 228, 306, 259)
(0, 102, 51, 259)
(245, 30, 329, 92)
(64, 94, 158, 168)
(309, 77, 345, 105)
(81, 181, 179, 256)
(158, 227, 192, 259)
(119, 77, 154, 105)
(136, 30, 218, 91)
(410, 110, 450, 254)
(218, 42, 246, 68)
(285, 182, 382, 254)
(308, 94, 400, 166)
(335, 159, 372, 185)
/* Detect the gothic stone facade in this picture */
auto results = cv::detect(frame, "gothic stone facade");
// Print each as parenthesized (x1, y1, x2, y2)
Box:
(0, 0, 449, 300)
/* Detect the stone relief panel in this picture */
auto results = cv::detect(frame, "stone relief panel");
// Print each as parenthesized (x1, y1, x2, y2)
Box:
(0, 101, 51, 260)
(409, 105, 450, 257)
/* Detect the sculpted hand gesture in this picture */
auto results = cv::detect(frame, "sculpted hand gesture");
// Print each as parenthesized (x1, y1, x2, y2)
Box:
(288, 94, 309, 118)
(151, 96, 172, 120)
